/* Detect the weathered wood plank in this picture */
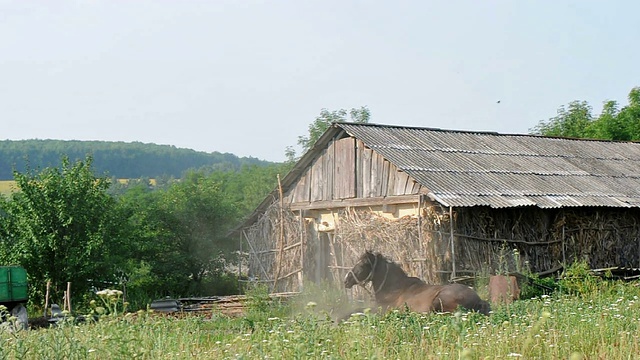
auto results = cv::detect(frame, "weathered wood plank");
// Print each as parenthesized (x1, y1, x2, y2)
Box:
(333, 137, 355, 199)
(334, 139, 346, 199)
(310, 150, 324, 201)
(362, 146, 372, 197)
(324, 139, 334, 201)
(404, 175, 417, 195)
(387, 165, 398, 196)
(380, 158, 390, 197)
(289, 194, 421, 211)
(394, 170, 410, 196)
(343, 137, 356, 199)
(356, 140, 364, 198)
(292, 170, 310, 203)
(373, 152, 385, 197)
(411, 181, 420, 194)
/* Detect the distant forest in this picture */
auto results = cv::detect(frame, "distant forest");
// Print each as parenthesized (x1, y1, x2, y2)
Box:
(0, 139, 273, 180)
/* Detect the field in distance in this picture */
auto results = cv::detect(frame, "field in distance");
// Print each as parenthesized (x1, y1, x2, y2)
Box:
(0, 180, 18, 195)
(0, 179, 157, 195)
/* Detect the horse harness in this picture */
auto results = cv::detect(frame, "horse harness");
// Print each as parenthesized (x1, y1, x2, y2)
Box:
(348, 254, 390, 296)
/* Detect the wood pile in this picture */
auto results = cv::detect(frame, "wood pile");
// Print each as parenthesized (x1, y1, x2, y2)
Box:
(176, 292, 299, 317)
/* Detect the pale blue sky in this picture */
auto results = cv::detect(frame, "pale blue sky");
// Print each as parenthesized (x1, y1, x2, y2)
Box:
(1, 1, 638, 162)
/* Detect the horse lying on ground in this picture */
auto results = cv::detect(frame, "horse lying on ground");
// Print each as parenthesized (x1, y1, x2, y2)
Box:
(344, 250, 491, 316)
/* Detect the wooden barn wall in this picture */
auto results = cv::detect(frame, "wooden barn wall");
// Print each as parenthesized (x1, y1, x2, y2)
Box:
(243, 133, 640, 293)
(242, 202, 312, 293)
(325, 206, 640, 291)
(452, 207, 640, 276)
(285, 137, 420, 205)
(244, 199, 640, 294)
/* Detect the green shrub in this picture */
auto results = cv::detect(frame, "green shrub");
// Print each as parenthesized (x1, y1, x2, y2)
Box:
(558, 260, 602, 296)
(520, 274, 558, 299)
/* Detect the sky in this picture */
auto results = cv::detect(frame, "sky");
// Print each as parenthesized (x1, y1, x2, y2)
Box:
(1, 1, 639, 162)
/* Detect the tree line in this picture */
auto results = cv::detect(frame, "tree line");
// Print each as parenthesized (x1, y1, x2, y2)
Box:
(530, 86, 640, 140)
(0, 139, 270, 180)
(0, 107, 369, 312)
(0, 156, 291, 310)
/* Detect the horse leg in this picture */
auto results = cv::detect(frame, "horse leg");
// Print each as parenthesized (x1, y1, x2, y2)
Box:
(433, 285, 491, 315)
(455, 287, 491, 315)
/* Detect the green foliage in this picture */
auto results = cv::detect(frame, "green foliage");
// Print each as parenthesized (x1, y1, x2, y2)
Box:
(531, 100, 594, 138)
(0, 156, 131, 306)
(116, 170, 241, 299)
(0, 149, 279, 311)
(490, 243, 559, 299)
(243, 284, 289, 332)
(290, 106, 370, 161)
(557, 260, 602, 296)
(93, 289, 126, 316)
(0, 139, 272, 180)
(244, 284, 272, 315)
(208, 163, 291, 216)
(8, 287, 640, 359)
(531, 86, 640, 141)
(520, 274, 558, 299)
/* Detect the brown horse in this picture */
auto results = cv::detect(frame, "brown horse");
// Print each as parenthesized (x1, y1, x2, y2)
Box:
(344, 250, 491, 315)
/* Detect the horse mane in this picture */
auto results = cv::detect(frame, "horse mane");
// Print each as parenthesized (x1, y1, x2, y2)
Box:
(373, 252, 411, 279)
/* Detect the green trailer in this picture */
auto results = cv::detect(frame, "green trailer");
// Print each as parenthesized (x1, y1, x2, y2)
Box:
(0, 266, 28, 330)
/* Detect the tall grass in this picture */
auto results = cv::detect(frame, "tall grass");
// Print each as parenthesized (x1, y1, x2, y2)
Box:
(2, 279, 640, 359)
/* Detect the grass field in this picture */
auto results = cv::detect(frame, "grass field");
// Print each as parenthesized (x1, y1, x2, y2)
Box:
(2, 279, 639, 360)
(0, 180, 18, 195)
(0, 179, 157, 196)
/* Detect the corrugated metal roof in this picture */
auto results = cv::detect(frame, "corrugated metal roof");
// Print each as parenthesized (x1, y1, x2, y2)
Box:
(339, 123, 640, 209)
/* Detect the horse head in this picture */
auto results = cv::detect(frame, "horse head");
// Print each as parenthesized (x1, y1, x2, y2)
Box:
(344, 250, 378, 289)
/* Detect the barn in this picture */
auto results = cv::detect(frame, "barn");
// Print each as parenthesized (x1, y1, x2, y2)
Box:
(238, 122, 640, 293)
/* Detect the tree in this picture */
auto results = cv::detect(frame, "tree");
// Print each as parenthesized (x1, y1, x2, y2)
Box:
(590, 101, 628, 140)
(531, 86, 640, 141)
(0, 156, 129, 305)
(209, 163, 290, 216)
(617, 87, 640, 139)
(122, 171, 238, 296)
(530, 101, 594, 138)
(288, 106, 370, 162)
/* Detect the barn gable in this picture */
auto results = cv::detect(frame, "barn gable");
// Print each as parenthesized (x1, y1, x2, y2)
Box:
(239, 122, 640, 294)
(284, 137, 423, 208)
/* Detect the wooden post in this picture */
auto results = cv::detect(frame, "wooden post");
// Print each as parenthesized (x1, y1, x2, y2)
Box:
(562, 223, 566, 265)
(122, 282, 127, 305)
(449, 206, 456, 280)
(272, 174, 285, 292)
(418, 195, 424, 278)
(238, 231, 243, 294)
(327, 232, 339, 283)
(315, 230, 322, 283)
(298, 209, 305, 292)
(44, 280, 51, 318)
(244, 229, 271, 280)
(66, 282, 72, 313)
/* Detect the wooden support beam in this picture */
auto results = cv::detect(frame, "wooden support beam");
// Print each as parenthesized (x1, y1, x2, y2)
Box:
(289, 194, 421, 211)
